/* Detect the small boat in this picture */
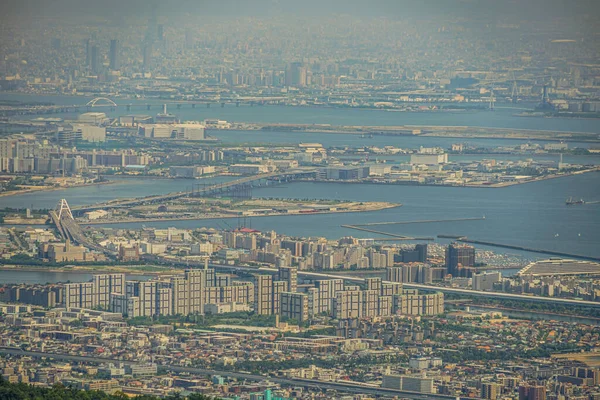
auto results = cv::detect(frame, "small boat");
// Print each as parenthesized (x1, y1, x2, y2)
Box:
(566, 197, 585, 205)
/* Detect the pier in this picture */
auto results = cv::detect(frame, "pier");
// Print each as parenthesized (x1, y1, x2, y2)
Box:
(341, 224, 434, 240)
(352, 216, 485, 227)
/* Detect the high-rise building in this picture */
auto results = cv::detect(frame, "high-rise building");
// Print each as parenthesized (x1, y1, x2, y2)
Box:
(393, 292, 444, 316)
(90, 45, 99, 74)
(85, 39, 91, 67)
(481, 382, 502, 400)
(314, 279, 343, 314)
(143, 43, 153, 70)
(285, 62, 307, 87)
(278, 266, 298, 293)
(334, 290, 363, 319)
(272, 280, 288, 315)
(253, 274, 273, 315)
(109, 39, 120, 70)
(280, 292, 309, 323)
(399, 244, 428, 263)
(64, 282, 95, 309)
(386, 264, 432, 284)
(446, 243, 476, 277)
(93, 274, 125, 309)
(519, 384, 546, 400)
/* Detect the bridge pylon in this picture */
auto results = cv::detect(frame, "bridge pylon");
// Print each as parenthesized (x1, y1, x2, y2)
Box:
(56, 199, 74, 220)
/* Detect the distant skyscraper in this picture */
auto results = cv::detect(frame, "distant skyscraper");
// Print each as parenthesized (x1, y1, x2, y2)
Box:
(51, 38, 61, 50)
(157, 24, 164, 41)
(109, 39, 120, 70)
(445, 243, 475, 277)
(143, 43, 152, 70)
(90, 45, 99, 74)
(286, 62, 307, 87)
(85, 39, 91, 67)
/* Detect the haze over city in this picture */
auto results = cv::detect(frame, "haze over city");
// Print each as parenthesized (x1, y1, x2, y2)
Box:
(0, 1, 599, 400)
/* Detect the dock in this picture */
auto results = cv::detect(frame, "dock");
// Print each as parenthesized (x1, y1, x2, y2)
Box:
(352, 216, 485, 227)
(341, 224, 434, 240)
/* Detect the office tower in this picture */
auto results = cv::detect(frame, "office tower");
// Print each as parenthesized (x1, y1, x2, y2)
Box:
(109, 39, 120, 70)
(157, 24, 164, 41)
(90, 45, 99, 74)
(85, 39, 91, 67)
(334, 290, 363, 319)
(446, 242, 476, 277)
(280, 292, 309, 323)
(399, 243, 428, 263)
(278, 266, 297, 293)
(272, 280, 288, 315)
(416, 244, 428, 262)
(519, 384, 546, 400)
(285, 62, 307, 87)
(253, 274, 273, 315)
(143, 43, 152, 70)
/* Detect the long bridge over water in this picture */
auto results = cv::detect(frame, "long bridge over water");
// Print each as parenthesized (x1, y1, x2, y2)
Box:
(0, 96, 288, 117)
(71, 169, 316, 214)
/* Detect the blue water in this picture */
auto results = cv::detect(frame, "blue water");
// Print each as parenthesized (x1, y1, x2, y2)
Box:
(0, 176, 236, 209)
(211, 129, 598, 149)
(84, 172, 600, 259)
(1, 93, 599, 260)
(2, 93, 600, 136)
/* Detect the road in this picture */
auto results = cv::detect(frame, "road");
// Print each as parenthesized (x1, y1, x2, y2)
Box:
(197, 262, 600, 310)
(137, 255, 600, 311)
(72, 169, 316, 213)
(0, 347, 463, 399)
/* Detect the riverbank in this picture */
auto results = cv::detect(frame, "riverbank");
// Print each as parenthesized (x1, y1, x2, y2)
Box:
(239, 122, 600, 143)
(79, 202, 400, 225)
(293, 167, 600, 189)
(0, 180, 115, 198)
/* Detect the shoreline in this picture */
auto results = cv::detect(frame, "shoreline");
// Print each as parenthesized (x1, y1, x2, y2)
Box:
(0, 180, 115, 198)
(78, 203, 401, 225)
(291, 167, 600, 189)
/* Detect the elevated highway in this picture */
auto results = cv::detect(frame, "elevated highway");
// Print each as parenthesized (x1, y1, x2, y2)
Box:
(72, 169, 316, 213)
(140, 255, 600, 311)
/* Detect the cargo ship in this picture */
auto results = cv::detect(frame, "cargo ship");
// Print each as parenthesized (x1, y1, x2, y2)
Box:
(566, 197, 585, 205)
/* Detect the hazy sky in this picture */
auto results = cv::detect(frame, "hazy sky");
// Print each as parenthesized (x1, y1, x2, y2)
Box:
(1, 0, 599, 20)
